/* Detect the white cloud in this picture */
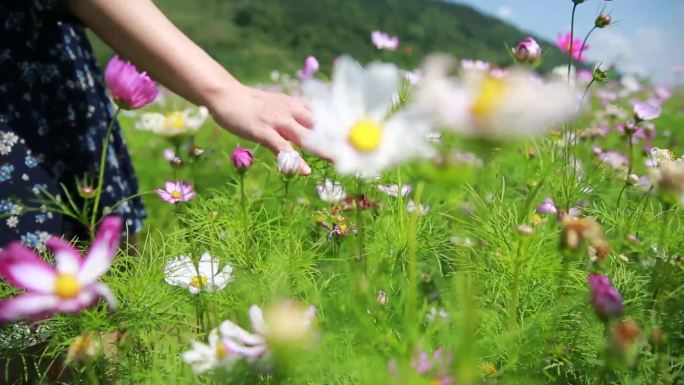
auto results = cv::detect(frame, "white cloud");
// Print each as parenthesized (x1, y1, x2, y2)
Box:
(497, 5, 513, 19)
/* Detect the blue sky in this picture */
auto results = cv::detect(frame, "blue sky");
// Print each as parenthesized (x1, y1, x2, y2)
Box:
(449, 0, 684, 83)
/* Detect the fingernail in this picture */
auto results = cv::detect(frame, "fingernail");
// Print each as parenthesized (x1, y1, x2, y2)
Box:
(301, 164, 312, 175)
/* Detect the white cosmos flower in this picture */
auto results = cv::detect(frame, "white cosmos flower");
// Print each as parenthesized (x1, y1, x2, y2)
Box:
(136, 106, 208, 137)
(316, 179, 346, 203)
(377, 184, 412, 198)
(182, 329, 241, 374)
(163, 252, 233, 294)
(277, 151, 302, 175)
(416, 55, 578, 140)
(407, 200, 429, 215)
(302, 56, 433, 176)
(249, 301, 317, 346)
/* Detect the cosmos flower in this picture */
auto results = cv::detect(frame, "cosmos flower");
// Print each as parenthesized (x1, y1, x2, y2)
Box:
(231, 147, 254, 172)
(277, 151, 303, 176)
(302, 56, 433, 176)
(182, 329, 241, 374)
(633, 101, 661, 122)
(513, 37, 542, 65)
(298, 56, 320, 80)
(556, 32, 588, 61)
(377, 184, 412, 198)
(315, 179, 346, 203)
(417, 55, 577, 140)
(588, 274, 624, 322)
(0, 216, 121, 322)
(389, 349, 454, 385)
(155, 181, 196, 204)
(371, 31, 399, 51)
(407, 200, 429, 215)
(536, 197, 558, 215)
(135, 106, 209, 137)
(249, 301, 317, 346)
(649, 156, 684, 205)
(163, 253, 234, 294)
(104, 56, 158, 109)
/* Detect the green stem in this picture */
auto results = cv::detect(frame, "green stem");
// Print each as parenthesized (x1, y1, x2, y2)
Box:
(579, 26, 596, 60)
(405, 182, 424, 348)
(567, 3, 578, 83)
(90, 107, 121, 239)
(85, 365, 100, 385)
(239, 173, 250, 256)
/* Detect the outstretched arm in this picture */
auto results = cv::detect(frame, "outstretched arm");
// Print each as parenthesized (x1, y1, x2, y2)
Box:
(67, 0, 314, 174)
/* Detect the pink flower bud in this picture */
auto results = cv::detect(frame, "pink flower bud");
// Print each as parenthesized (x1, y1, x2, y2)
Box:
(231, 147, 254, 172)
(298, 56, 319, 80)
(104, 56, 158, 110)
(514, 37, 542, 65)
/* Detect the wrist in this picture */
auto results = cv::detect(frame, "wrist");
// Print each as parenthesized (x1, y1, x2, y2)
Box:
(202, 77, 247, 114)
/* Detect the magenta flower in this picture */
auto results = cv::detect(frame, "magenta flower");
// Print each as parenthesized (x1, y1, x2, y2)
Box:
(537, 197, 558, 215)
(556, 32, 588, 61)
(514, 37, 542, 65)
(0, 216, 121, 323)
(155, 181, 196, 203)
(104, 56, 158, 110)
(588, 274, 624, 322)
(371, 30, 399, 51)
(231, 147, 254, 172)
(297, 56, 320, 80)
(633, 101, 661, 122)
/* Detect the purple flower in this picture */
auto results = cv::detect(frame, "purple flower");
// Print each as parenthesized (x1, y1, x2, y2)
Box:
(155, 181, 195, 204)
(104, 56, 158, 110)
(0, 217, 121, 322)
(163, 148, 176, 161)
(537, 197, 558, 215)
(633, 101, 661, 122)
(588, 274, 624, 321)
(371, 30, 399, 51)
(514, 37, 541, 65)
(231, 147, 254, 172)
(297, 56, 319, 80)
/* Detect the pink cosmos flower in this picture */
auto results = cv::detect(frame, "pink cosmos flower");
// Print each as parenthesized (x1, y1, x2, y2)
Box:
(514, 37, 542, 65)
(0, 216, 121, 322)
(537, 197, 558, 215)
(231, 147, 254, 172)
(633, 100, 661, 121)
(104, 56, 159, 110)
(155, 181, 196, 203)
(371, 30, 399, 51)
(297, 56, 320, 80)
(163, 148, 176, 161)
(556, 32, 588, 61)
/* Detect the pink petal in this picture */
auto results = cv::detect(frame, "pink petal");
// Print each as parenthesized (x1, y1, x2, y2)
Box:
(165, 181, 176, 192)
(155, 189, 174, 203)
(0, 243, 57, 293)
(249, 305, 267, 335)
(0, 293, 59, 322)
(92, 282, 117, 310)
(78, 216, 121, 285)
(55, 290, 96, 313)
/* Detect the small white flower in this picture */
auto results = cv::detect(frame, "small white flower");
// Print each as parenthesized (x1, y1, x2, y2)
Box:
(377, 184, 411, 198)
(10, 204, 22, 216)
(315, 179, 346, 203)
(6, 216, 18, 228)
(277, 151, 301, 175)
(407, 200, 429, 215)
(136, 106, 208, 137)
(182, 329, 238, 374)
(0, 143, 10, 155)
(163, 252, 233, 294)
(426, 307, 449, 322)
(1, 131, 18, 146)
(302, 56, 433, 176)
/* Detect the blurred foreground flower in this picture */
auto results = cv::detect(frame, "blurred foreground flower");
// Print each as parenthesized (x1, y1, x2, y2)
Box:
(66, 332, 102, 366)
(104, 56, 158, 109)
(556, 32, 588, 61)
(249, 301, 317, 347)
(163, 253, 233, 294)
(633, 101, 661, 122)
(0, 216, 120, 322)
(417, 55, 577, 140)
(371, 30, 399, 51)
(155, 181, 195, 204)
(588, 274, 623, 322)
(136, 106, 208, 137)
(302, 56, 432, 176)
(182, 329, 242, 374)
(649, 156, 684, 205)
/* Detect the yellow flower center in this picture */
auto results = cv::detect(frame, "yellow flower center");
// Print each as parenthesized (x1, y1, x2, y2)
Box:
(170, 190, 182, 199)
(54, 274, 80, 299)
(348, 119, 383, 152)
(216, 342, 229, 359)
(165, 112, 185, 130)
(189, 275, 208, 288)
(470, 76, 506, 120)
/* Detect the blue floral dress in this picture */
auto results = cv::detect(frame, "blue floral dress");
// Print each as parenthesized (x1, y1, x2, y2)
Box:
(0, 0, 146, 249)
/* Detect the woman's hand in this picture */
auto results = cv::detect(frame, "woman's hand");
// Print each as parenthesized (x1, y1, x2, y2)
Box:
(209, 85, 315, 175)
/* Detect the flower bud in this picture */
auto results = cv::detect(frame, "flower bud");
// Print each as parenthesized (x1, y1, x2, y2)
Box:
(626, 173, 639, 185)
(66, 332, 101, 366)
(595, 14, 612, 28)
(592, 66, 609, 82)
(537, 197, 558, 215)
(78, 185, 96, 199)
(517, 224, 534, 235)
(513, 37, 542, 65)
(588, 274, 623, 322)
(277, 151, 301, 176)
(170, 156, 183, 168)
(231, 147, 254, 172)
(377, 290, 388, 305)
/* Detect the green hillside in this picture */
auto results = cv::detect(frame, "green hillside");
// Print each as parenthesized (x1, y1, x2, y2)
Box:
(89, 0, 570, 82)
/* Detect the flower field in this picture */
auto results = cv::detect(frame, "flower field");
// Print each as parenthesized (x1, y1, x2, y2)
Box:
(2, 4, 684, 385)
